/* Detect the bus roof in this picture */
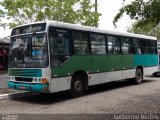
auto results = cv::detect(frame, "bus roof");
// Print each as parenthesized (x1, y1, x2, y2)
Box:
(13, 21, 157, 40)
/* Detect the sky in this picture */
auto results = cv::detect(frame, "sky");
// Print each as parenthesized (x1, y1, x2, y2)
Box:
(0, 0, 133, 38)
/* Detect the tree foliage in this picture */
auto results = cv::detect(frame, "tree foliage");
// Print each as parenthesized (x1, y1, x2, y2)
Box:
(0, 0, 101, 28)
(113, 0, 160, 39)
(127, 21, 160, 39)
(113, 0, 160, 27)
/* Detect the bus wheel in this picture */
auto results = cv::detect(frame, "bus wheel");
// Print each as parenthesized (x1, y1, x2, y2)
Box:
(134, 69, 143, 84)
(70, 75, 85, 97)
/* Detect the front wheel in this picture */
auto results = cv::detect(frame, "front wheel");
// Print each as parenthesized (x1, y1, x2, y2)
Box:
(70, 75, 85, 98)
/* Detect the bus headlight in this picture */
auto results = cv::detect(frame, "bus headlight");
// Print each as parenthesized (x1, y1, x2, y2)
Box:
(9, 77, 15, 81)
(38, 78, 41, 83)
(34, 78, 37, 82)
(42, 78, 48, 84)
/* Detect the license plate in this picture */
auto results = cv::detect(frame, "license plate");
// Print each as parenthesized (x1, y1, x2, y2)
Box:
(19, 86, 26, 90)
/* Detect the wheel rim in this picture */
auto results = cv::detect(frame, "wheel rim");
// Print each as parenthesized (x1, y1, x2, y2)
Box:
(74, 80, 82, 92)
(136, 70, 142, 81)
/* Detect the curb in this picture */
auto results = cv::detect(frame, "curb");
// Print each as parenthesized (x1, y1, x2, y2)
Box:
(0, 91, 39, 100)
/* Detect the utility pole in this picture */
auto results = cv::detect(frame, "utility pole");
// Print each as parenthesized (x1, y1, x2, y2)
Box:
(95, 0, 98, 28)
(95, 0, 97, 13)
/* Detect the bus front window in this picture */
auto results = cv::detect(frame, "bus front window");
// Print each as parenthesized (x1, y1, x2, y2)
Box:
(9, 33, 49, 68)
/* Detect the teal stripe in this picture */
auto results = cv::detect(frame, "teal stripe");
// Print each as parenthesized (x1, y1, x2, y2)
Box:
(134, 55, 158, 67)
(9, 69, 42, 77)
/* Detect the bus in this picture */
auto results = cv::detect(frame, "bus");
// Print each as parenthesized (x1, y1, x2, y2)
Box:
(8, 21, 159, 97)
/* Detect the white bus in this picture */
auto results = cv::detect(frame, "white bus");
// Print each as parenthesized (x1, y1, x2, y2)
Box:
(8, 21, 159, 97)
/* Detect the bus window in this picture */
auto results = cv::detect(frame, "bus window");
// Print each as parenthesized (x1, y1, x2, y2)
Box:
(107, 36, 121, 54)
(72, 31, 89, 55)
(121, 37, 132, 54)
(133, 39, 142, 54)
(90, 34, 106, 55)
(142, 40, 148, 54)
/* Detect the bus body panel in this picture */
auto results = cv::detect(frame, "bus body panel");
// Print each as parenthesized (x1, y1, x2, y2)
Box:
(8, 81, 49, 93)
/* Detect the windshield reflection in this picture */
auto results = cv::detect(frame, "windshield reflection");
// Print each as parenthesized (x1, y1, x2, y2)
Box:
(9, 33, 48, 68)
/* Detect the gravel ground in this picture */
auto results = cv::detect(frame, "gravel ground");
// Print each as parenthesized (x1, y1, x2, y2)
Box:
(0, 88, 18, 94)
(0, 76, 160, 116)
(0, 73, 8, 89)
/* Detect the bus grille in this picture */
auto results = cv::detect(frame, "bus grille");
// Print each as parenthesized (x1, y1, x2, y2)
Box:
(15, 77, 33, 82)
(9, 69, 42, 77)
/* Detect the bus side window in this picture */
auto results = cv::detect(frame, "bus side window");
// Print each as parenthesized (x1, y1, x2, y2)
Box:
(152, 41, 158, 54)
(107, 36, 121, 54)
(90, 34, 106, 55)
(72, 31, 89, 55)
(121, 37, 132, 54)
(142, 40, 148, 54)
(133, 39, 142, 54)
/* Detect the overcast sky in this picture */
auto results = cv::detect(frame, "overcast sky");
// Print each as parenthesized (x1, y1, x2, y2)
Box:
(0, 0, 133, 38)
(98, 0, 133, 31)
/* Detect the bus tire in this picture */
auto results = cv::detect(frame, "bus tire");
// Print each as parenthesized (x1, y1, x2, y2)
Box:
(134, 69, 143, 84)
(70, 75, 85, 98)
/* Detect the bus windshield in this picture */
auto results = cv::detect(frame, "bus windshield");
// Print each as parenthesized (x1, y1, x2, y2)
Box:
(9, 33, 48, 68)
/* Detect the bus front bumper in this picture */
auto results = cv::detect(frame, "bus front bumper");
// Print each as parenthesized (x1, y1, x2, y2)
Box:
(8, 81, 49, 93)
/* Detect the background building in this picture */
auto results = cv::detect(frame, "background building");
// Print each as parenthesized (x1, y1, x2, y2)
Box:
(0, 38, 9, 72)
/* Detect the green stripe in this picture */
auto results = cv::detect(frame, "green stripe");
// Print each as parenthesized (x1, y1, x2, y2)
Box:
(52, 55, 158, 77)
(51, 55, 130, 76)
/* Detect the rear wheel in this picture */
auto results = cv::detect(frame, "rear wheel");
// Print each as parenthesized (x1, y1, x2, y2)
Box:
(134, 69, 143, 84)
(70, 75, 85, 97)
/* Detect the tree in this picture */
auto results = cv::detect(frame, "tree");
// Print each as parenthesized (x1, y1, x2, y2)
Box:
(113, 0, 160, 39)
(0, 0, 101, 28)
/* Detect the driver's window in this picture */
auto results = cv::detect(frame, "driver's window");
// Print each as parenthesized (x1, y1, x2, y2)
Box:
(50, 35, 58, 55)
(62, 35, 70, 55)
(49, 27, 71, 67)
(50, 34, 70, 55)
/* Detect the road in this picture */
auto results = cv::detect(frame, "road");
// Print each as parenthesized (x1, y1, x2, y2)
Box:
(0, 76, 160, 119)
